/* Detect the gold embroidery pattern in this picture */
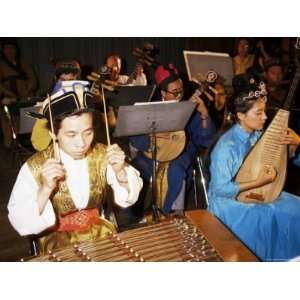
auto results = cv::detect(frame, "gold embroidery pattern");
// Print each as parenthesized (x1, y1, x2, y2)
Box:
(86, 144, 108, 210)
(27, 143, 116, 253)
(27, 143, 108, 216)
(38, 217, 116, 254)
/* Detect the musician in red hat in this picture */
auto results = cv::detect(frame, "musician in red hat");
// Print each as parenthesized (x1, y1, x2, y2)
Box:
(128, 64, 215, 217)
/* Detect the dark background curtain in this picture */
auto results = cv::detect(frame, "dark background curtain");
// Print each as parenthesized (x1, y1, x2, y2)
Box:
(2, 37, 288, 94)
(14, 37, 235, 94)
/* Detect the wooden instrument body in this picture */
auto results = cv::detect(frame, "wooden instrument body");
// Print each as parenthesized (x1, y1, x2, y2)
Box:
(144, 130, 186, 162)
(142, 81, 216, 163)
(236, 109, 289, 203)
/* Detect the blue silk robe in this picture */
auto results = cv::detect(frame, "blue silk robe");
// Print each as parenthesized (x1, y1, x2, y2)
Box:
(208, 123, 300, 261)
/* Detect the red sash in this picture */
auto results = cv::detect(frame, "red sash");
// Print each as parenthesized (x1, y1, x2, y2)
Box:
(56, 208, 100, 232)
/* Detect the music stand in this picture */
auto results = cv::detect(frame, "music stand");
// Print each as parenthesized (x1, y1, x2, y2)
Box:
(105, 85, 156, 108)
(183, 50, 233, 87)
(114, 101, 196, 222)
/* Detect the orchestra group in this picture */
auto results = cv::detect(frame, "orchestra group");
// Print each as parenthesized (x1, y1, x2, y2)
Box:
(2, 37, 300, 261)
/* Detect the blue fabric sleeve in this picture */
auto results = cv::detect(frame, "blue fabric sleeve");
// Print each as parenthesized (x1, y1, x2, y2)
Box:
(128, 135, 150, 152)
(209, 144, 240, 198)
(188, 113, 216, 148)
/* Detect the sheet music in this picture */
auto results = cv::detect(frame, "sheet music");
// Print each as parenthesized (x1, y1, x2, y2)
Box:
(134, 100, 179, 106)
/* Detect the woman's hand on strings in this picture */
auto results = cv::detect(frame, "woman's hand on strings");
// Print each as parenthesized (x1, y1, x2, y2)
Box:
(280, 128, 300, 146)
(280, 128, 300, 157)
(256, 165, 277, 186)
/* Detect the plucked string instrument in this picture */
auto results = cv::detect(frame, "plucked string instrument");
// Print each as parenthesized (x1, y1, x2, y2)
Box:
(143, 71, 218, 162)
(236, 39, 300, 203)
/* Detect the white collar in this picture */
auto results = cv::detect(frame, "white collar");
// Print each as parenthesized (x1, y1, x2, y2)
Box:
(59, 148, 87, 165)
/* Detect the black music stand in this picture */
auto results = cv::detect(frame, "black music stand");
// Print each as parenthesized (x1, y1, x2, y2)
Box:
(104, 85, 156, 108)
(114, 101, 196, 222)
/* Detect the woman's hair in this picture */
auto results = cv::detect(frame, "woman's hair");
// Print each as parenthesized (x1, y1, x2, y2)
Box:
(227, 73, 266, 119)
(203, 73, 267, 179)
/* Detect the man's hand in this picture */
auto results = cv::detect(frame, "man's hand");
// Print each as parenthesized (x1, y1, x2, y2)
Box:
(41, 159, 66, 192)
(106, 144, 127, 182)
(37, 158, 66, 214)
(190, 94, 209, 119)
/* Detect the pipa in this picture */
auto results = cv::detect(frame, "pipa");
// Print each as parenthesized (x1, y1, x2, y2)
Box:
(236, 39, 300, 203)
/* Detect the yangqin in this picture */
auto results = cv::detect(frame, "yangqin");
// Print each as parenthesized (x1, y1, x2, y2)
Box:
(25, 210, 257, 262)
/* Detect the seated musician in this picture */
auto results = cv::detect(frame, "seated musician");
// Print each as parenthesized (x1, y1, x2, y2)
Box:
(207, 73, 300, 261)
(0, 38, 37, 149)
(232, 38, 255, 76)
(105, 54, 147, 86)
(205, 80, 227, 131)
(7, 81, 143, 254)
(129, 64, 215, 215)
(90, 54, 149, 142)
(31, 58, 81, 151)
